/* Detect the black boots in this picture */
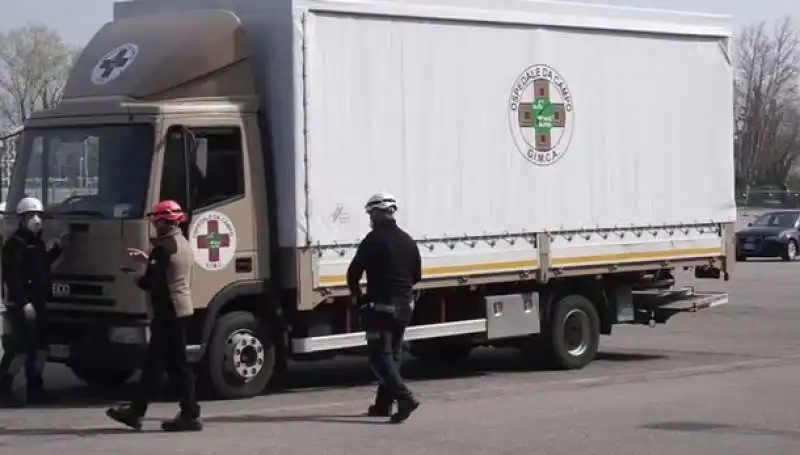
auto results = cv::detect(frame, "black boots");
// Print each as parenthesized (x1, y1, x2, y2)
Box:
(366, 397, 420, 423)
(389, 398, 420, 424)
(106, 406, 144, 431)
(106, 405, 203, 432)
(161, 413, 204, 432)
(366, 403, 392, 417)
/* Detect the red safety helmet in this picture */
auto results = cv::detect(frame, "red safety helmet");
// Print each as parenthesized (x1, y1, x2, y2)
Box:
(148, 200, 186, 223)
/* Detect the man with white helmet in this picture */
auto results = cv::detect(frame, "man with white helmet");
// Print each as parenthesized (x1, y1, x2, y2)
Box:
(0, 196, 67, 406)
(347, 192, 422, 423)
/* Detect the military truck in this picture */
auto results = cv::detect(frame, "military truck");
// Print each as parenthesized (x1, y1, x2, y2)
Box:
(1, 0, 735, 399)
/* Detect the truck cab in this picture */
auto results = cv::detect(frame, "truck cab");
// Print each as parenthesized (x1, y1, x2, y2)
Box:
(3, 11, 276, 397)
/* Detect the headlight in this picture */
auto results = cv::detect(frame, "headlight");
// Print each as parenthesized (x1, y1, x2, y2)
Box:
(109, 326, 149, 344)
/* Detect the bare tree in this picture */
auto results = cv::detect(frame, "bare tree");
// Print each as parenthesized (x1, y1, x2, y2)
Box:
(0, 23, 78, 131)
(734, 16, 800, 190)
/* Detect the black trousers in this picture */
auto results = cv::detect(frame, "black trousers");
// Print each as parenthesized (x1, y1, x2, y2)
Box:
(132, 317, 200, 418)
(0, 303, 48, 390)
(363, 305, 414, 406)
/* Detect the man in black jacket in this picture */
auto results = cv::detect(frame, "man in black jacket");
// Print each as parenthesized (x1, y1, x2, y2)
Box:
(0, 196, 66, 406)
(347, 192, 422, 424)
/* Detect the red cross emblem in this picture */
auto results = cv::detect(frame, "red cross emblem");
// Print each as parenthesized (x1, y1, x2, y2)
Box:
(196, 220, 231, 262)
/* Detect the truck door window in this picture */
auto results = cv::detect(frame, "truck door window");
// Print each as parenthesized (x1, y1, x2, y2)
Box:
(159, 129, 189, 209)
(188, 127, 245, 211)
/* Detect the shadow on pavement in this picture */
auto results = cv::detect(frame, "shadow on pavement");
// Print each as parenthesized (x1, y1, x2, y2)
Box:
(0, 426, 132, 437)
(595, 352, 667, 362)
(641, 421, 800, 440)
(40, 347, 668, 409)
(208, 412, 392, 426)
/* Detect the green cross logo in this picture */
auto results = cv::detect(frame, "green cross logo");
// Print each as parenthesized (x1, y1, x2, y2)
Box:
(196, 219, 231, 263)
(508, 64, 575, 167)
(517, 80, 567, 151)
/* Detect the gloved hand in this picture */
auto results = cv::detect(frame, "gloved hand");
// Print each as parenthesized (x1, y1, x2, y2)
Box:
(22, 302, 36, 322)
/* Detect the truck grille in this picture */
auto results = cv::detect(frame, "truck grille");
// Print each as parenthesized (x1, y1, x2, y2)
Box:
(50, 274, 115, 307)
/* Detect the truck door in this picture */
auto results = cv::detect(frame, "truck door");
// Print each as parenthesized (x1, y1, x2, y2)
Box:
(159, 123, 256, 326)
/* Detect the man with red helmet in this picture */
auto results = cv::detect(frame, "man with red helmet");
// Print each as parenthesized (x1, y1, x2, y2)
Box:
(106, 200, 202, 432)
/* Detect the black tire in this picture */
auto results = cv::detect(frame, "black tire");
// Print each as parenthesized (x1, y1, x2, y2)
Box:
(542, 294, 600, 370)
(410, 341, 473, 368)
(70, 363, 135, 388)
(203, 311, 275, 399)
(781, 240, 798, 261)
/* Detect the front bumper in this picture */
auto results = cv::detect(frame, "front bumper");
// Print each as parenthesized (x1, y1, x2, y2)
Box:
(46, 318, 149, 371)
(736, 236, 788, 257)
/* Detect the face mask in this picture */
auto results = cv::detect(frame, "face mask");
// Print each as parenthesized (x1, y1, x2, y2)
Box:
(25, 214, 42, 233)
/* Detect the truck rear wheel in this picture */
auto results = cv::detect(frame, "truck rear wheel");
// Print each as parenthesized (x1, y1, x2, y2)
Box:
(542, 294, 600, 370)
(70, 363, 135, 388)
(204, 311, 275, 399)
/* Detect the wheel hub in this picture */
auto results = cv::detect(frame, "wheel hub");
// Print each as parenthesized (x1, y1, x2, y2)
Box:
(225, 330, 265, 381)
(563, 309, 591, 357)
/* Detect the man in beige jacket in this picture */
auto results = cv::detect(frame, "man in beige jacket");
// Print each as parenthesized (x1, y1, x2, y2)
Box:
(106, 200, 202, 432)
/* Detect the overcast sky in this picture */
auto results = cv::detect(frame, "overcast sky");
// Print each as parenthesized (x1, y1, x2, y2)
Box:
(0, 0, 798, 46)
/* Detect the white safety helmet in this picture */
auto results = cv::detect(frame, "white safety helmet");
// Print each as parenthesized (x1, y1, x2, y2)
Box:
(16, 196, 44, 215)
(365, 192, 398, 213)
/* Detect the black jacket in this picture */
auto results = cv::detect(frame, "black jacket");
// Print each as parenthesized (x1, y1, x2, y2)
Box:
(346, 219, 422, 305)
(1, 229, 63, 307)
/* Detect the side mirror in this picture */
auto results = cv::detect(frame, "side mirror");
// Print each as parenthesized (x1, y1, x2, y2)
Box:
(747, 222, 752, 227)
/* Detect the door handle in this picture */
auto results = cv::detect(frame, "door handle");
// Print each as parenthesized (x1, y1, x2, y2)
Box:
(235, 257, 252, 273)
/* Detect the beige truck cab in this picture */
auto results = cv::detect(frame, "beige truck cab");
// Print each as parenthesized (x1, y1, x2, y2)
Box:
(4, 11, 276, 397)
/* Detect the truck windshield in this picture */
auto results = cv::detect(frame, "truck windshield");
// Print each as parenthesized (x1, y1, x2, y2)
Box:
(5, 124, 154, 219)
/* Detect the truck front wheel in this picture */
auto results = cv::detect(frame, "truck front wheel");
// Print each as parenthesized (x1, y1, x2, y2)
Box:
(203, 311, 276, 399)
(70, 363, 136, 388)
(543, 294, 601, 370)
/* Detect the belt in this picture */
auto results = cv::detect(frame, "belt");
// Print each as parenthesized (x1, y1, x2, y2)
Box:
(365, 302, 396, 314)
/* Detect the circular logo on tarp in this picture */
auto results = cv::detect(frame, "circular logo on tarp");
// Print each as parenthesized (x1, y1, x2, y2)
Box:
(508, 64, 575, 166)
(90, 43, 139, 85)
(189, 211, 237, 271)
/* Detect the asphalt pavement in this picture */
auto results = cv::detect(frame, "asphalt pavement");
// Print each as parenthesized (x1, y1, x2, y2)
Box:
(2, 217, 800, 454)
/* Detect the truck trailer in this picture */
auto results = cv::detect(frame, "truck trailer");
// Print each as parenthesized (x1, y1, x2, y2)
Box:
(1, 0, 735, 399)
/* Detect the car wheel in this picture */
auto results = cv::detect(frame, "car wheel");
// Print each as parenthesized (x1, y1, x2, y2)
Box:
(782, 240, 798, 261)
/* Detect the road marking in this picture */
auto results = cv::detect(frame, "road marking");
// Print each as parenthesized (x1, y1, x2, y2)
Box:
(59, 354, 800, 432)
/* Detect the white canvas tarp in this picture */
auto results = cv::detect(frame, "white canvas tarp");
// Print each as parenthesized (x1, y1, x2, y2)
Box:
(114, 0, 735, 250)
(303, 11, 735, 246)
